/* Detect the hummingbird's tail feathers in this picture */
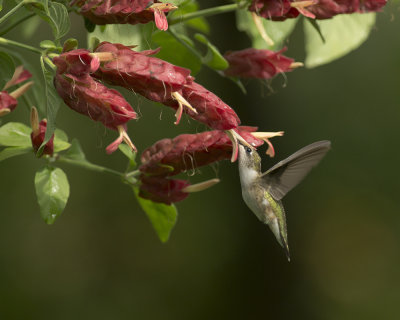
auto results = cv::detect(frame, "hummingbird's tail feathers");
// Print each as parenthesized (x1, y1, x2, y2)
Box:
(283, 242, 291, 262)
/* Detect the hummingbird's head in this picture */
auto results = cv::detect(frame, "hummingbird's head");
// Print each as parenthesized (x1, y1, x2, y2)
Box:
(237, 143, 261, 172)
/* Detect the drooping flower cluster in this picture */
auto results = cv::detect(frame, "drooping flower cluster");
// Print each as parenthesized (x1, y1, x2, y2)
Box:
(138, 127, 283, 204)
(249, 0, 387, 20)
(93, 42, 241, 130)
(0, 66, 33, 117)
(53, 48, 137, 154)
(224, 47, 301, 80)
(52, 42, 284, 204)
(71, 0, 177, 31)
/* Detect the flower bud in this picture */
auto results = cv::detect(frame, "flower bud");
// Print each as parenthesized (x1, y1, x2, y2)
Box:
(139, 176, 191, 204)
(224, 48, 299, 79)
(30, 107, 54, 156)
(249, 0, 299, 21)
(72, 0, 177, 31)
(54, 72, 137, 153)
(53, 49, 100, 76)
(139, 176, 220, 204)
(0, 80, 33, 117)
(139, 127, 266, 177)
(94, 42, 192, 104)
(0, 92, 17, 117)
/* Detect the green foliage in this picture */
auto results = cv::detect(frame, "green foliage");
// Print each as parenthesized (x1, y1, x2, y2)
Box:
(0, 146, 31, 161)
(169, 0, 210, 33)
(39, 56, 62, 156)
(134, 187, 178, 243)
(34, 166, 70, 224)
(89, 24, 145, 49)
(29, 0, 70, 41)
(304, 13, 376, 68)
(0, 122, 31, 147)
(118, 144, 137, 171)
(0, 51, 15, 89)
(153, 29, 202, 73)
(194, 33, 228, 70)
(236, 10, 298, 50)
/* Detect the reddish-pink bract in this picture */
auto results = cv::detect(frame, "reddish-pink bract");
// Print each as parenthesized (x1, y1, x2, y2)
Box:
(72, 0, 158, 26)
(54, 73, 137, 130)
(139, 127, 264, 177)
(94, 41, 192, 103)
(249, 0, 299, 21)
(53, 49, 100, 76)
(177, 81, 241, 130)
(94, 42, 240, 130)
(224, 48, 294, 79)
(139, 175, 190, 204)
(0, 91, 17, 113)
(31, 119, 54, 156)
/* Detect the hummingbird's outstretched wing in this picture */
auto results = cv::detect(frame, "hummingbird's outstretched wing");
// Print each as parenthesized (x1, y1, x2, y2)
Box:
(260, 140, 331, 200)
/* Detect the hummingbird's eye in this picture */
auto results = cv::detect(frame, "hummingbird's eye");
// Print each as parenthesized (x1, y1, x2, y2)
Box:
(245, 147, 252, 153)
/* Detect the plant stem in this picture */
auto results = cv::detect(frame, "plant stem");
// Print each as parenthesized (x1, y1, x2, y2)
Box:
(0, 13, 35, 36)
(0, 37, 42, 54)
(56, 156, 124, 178)
(167, 28, 202, 60)
(0, 0, 27, 26)
(125, 170, 140, 179)
(169, 3, 238, 26)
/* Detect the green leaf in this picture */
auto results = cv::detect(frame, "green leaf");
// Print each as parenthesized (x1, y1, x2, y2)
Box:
(304, 13, 376, 68)
(89, 24, 144, 49)
(194, 33, 228, 70)
(169, 0, 210, 33)
(84, 17, 96, 33)
(0, 52, 15, 89)
(48, 2, 70, 40)
(34, 166, 70, 224)
(0, 146, 31, 161)
(236, 10, 298, 50)
(31, 1, 70, 40)
(53, 128, 70, 153)
(118, 144, 137, 170)
(64, 138, 87, 161)
(0, 0, 3, 12)
(39, 56, 62, 156)
(21, 16, 41, 39)
(152, 29, 202, 74)
(134, 187, 178, 243)
(0, 122, 31, 147)
(40, 39, 56, 49)
(62, 38, 78, 52)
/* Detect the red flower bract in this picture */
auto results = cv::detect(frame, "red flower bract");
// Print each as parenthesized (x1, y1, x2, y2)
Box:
(249, 0, 299, 21)
(139, 175, 190, 205)
(139, 127, 264, 177)
(71, 0, 176, 30)
(306, 0, 387, 19)
(72, 0, 156, 25)
(94, 42, 241, 130)
(0, 91, 17, 116)
(224, 48, 295, 79)
(54, 49, 100, 75)
(94, 42, 192, 103)
(249, 0, 387, 20)
(55, 73, 137, 131)
(31, 120, 54, 156)
(172, 81, 241, 130)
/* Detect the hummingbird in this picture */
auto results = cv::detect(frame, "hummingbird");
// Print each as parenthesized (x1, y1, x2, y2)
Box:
(237, 140, 331, 261)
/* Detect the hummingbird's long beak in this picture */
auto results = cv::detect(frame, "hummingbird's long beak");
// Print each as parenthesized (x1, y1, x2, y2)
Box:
(225, 129, 254, 162)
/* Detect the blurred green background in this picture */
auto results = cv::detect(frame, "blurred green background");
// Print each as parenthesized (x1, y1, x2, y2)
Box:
(1, 1, 400, 319)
